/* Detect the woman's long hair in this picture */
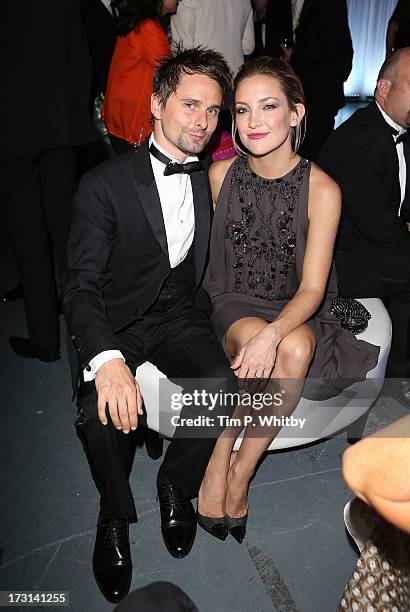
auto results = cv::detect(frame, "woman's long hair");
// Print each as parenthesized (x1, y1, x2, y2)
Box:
(111, 0, 163, 36)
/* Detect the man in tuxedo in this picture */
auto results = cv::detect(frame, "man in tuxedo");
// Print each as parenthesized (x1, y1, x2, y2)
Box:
(264, 0, 353, 160)
(318, 48, 410, 378)
(63, 47, 236, 603)
(0, 0, 95, 359)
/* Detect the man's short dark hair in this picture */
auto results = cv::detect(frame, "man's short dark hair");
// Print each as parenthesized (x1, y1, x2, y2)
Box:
(152, 45, 233, 107)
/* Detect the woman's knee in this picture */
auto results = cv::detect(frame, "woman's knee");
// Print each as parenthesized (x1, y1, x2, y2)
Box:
(276, 331, 315, 375)
(226, 317, 268, 358)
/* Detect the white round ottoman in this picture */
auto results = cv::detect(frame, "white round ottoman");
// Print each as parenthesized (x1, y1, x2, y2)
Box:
(136, 298, 391, 451)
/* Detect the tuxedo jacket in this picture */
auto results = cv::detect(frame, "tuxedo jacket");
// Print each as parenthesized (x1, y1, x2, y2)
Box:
(0, 0, 95, 161)
(265, 0, 353, 115)
(62, 140, 212, 384)
(318, 102, 410, 297)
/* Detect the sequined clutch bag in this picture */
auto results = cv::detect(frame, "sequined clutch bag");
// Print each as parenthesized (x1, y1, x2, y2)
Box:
(329, 297, 371, 335)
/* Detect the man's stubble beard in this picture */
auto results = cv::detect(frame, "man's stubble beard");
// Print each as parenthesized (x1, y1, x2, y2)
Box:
(175, 130, 212, 155)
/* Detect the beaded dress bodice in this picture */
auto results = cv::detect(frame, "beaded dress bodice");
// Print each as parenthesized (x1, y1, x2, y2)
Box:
(224, 155, 309, 301)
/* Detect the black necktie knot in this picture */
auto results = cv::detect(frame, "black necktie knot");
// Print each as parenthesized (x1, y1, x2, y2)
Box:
(149, 143, 203, 176)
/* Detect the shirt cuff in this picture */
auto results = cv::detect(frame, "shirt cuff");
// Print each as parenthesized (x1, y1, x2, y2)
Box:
(83, 350, 125, 382)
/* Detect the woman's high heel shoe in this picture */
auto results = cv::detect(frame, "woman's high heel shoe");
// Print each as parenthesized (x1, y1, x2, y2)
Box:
(226, 512, 248, 544)
(197, 512, 228, 541)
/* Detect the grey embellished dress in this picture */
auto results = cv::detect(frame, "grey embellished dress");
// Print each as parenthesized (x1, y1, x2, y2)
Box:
(203, 156, 380, 399)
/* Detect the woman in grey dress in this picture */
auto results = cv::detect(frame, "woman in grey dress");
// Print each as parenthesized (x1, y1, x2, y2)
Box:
(196, 57, 379, 543)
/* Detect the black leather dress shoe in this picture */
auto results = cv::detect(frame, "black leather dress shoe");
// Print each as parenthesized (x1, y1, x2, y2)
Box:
(1, 284, 23, 302)
(8, 337, 60, 362)
(93, 518, 132, 604)
(157, 477, 197, 558)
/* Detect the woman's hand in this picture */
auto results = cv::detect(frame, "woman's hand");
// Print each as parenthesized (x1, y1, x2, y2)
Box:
(230, 326, 282, 380)
(281, 44, 293, 64)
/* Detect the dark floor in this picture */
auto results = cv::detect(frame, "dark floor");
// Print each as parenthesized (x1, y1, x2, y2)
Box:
(0, 103, 407, 612)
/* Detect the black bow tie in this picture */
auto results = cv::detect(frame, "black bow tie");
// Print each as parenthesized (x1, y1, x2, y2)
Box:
(149, 143, 203, 176)
(391, 127, 409, 145)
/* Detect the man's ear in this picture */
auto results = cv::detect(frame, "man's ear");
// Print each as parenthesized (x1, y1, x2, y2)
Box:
(290, 103, 305, 127)
(151, 93, 162, 121)
(376, 79, 392, 103)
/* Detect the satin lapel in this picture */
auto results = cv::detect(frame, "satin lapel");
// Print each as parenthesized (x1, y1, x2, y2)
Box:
(132, 141, 168, 257)
(190, 170, 211, 284)
(299, 0, 313, 22)
(368, 103, 401, 205)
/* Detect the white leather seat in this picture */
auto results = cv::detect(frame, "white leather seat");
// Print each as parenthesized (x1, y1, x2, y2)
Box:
(136, 298, 391, 450)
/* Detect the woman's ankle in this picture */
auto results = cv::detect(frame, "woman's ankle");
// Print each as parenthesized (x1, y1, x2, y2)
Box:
(229, 456, 254, 484)
(199, 462, 229, 503)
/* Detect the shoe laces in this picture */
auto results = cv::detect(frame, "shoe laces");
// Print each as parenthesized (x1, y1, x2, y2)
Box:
(101, 520, 127, 549)
(160, 482, 183, 511)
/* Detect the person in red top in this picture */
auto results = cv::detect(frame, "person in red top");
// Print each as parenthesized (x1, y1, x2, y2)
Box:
(104, 0, 177, 153)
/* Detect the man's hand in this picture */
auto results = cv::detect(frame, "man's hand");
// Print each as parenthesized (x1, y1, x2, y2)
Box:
(281, 44, 293, 63)
(95, 358, 143, 433)
(230, 327, 282, 380)
(406, 222, 410, 232)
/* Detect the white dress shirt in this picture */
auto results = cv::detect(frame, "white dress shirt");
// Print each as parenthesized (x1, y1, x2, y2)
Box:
(376, 102, 407, 216)
(83, 136, 197, 381)
(171, 0, 255, 76)
(99, 0, 113, 15)
(292, 0, 305, 33)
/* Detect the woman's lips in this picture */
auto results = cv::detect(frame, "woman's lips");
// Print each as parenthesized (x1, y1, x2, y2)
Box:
(247, 133, 269, 140)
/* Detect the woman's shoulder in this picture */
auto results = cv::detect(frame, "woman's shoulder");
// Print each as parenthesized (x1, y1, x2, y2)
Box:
(133, 19, 167, 40)
(309, 162, 341, 202)
(208, 156, 238, 207)
(138, 18, 163, 32)
(128, 19, 169, 56)
(209, 156, 238, 184)
(305, 162, 341, 220)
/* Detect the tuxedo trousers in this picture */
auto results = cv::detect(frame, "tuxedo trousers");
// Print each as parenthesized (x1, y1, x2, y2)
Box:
(75, 306, 237, 522)
(0, 147, 78, 351)
(337, 245, 410, 377)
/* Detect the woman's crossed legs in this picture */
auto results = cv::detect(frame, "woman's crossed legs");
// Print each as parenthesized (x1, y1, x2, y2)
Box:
(198, 316, 316, 520)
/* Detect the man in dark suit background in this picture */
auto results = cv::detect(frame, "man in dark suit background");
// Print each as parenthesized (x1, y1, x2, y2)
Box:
(264, 0, 353, 160)
(63, 47, 236, 603)
(0, 0, 95, 361)
(80, 0, 117, 100)
(318, 48, 410, 378)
